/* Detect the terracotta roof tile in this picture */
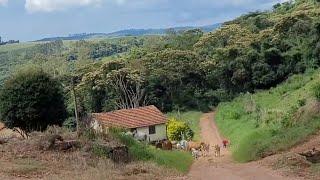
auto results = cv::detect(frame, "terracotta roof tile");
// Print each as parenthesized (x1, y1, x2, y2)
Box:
(92, 105, 167, 129)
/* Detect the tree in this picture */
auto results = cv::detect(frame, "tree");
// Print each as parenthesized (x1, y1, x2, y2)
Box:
(167, 117, 194, 141)
(0, 66, 67, 136)
(106, 68, 148, 109)
(144, 50, 205, 111)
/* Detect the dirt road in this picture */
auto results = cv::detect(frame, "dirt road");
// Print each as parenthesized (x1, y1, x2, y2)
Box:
(187, 113, 298, 180)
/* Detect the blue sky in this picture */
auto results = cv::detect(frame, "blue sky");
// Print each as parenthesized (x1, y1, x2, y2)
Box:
(0, 0, 287, 41)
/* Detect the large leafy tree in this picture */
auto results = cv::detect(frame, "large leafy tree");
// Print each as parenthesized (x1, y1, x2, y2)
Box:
(143, 50, 206, 111)
(0, 67, 67, 135)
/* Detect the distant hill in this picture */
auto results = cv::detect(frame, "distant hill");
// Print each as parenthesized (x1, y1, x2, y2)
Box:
(35, 23, 221, 42)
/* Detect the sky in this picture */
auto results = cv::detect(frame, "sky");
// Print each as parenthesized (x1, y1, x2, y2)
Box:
(0, 0, 288, 41)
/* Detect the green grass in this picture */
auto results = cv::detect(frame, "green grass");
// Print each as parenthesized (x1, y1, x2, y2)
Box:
(149, 147, 193, 172)
(115, 132, 193, 173)
(215, 70, 320, 162)
(167, 111, 203, 141)
(0, 42, 38, 52)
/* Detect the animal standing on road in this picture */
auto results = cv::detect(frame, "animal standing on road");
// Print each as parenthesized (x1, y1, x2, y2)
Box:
(187, 141, 204, 151)
(201, 143, 210, 157)
(214, 144, 221, 157)
(191, 148, 201, 159)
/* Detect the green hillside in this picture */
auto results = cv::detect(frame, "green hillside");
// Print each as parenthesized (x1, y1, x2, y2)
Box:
(216, 70, 320, 162)
(1, 1, 320, 164)
(0, 36, 147, 83)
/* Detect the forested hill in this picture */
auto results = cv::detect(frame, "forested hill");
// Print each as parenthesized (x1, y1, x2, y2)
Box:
(35, 23, 221, 42)
(1, 0, 320, 115)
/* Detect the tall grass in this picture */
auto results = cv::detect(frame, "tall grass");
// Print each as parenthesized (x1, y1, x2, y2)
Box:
(167, 111, 203, 141)
(215, 70, 320, 162)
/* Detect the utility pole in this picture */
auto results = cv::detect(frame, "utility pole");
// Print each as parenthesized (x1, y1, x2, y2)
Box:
(69, 61, 80, 137)
(71, 77, 80, 137)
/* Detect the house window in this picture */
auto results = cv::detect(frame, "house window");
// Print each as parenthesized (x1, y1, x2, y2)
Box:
(149, 126, 156, 135)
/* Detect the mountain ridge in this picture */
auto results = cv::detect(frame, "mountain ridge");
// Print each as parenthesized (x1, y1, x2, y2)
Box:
(35, 23, 221, 42)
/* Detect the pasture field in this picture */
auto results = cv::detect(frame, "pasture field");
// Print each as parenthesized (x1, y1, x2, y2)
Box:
(0, 42, 38, 52)
(215, 69, 320, 162)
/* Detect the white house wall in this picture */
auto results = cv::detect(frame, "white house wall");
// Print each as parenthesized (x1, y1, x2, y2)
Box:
(137, 124, 167, 142)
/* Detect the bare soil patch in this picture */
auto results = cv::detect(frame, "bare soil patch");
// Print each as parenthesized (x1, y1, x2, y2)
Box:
(262, 131, 320, 180)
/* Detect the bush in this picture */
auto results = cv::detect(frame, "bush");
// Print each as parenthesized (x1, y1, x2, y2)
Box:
(91, 143, 111, 157)
(114, 133, 153, 161)
(0, 66, 67, 134)
(167, 118, 194, 141)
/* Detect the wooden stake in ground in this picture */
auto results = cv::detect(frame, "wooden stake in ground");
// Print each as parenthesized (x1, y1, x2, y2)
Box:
(71, 77, 80, 137)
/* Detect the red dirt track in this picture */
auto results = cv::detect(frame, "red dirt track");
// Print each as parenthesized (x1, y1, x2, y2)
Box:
(187, 113, 300, 180)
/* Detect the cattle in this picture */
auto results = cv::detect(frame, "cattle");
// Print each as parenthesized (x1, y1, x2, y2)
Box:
(214, 144, 221, 157)
(200, 143, 210, 157)
(187, 141, 204, 151)
(162, 140, 173, 150)
(191, 148, 201, 159)
(155, 141, 163, 149)
(180, 140, 188, 150)
(176, 143, 182, 150)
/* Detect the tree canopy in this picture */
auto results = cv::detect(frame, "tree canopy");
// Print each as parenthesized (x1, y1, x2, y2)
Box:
(0, 66, 67, 133)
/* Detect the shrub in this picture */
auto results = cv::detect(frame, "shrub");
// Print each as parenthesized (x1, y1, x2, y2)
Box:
(298, 98, 307, 107)
(91, 143, 111, 157)
(81, 128, 98, 141)
(63, 117, 76, 131)
(115, 133, 153, 161)
(167, 117, 194, 141)
(281, 105, 299, 128)
(0, 66, 67, 134)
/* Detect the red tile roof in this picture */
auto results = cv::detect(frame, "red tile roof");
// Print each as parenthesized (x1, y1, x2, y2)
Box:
(92, 105, 167, 129)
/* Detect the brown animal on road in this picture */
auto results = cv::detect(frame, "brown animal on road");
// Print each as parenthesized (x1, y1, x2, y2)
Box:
(200, 143, 210, 157)
(187, 141, 204, 151)
(214, 144, 221, 157)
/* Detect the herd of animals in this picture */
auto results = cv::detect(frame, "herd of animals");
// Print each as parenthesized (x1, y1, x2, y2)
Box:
(125, 131, 229, 159)
(153, 139, 227, 159)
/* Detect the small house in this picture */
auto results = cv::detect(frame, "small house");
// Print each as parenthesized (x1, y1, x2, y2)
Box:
(92, 105, 167, 142)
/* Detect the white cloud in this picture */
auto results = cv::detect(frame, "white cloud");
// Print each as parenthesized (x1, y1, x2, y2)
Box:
(25, 0, 102, 12)
(0, 0, 8, 6)
(19, 0, 292, 13)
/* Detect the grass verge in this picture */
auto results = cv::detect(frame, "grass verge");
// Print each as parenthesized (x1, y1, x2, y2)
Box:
(215, 70, 320, 162)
